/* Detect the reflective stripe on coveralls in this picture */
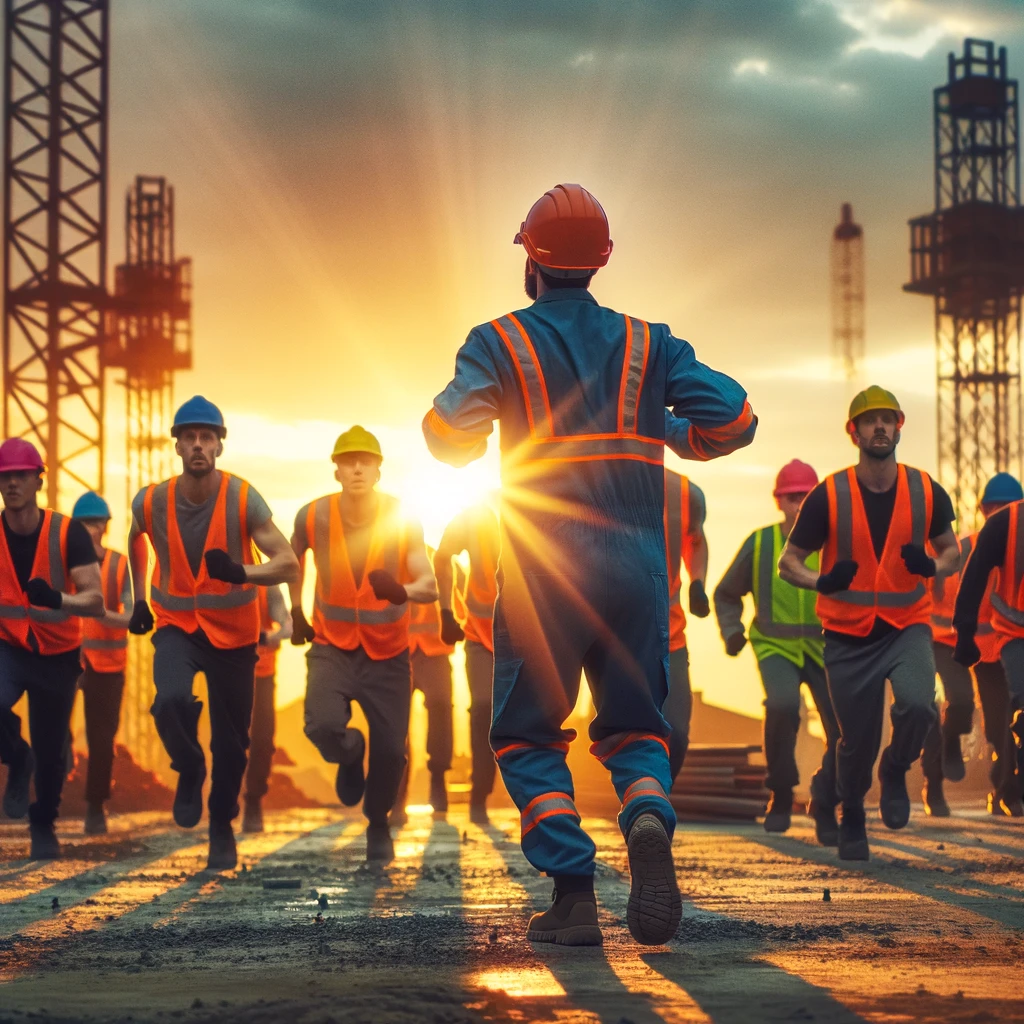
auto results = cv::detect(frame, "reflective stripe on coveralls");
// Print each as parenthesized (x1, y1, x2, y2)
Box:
(82, 549, 129, 672)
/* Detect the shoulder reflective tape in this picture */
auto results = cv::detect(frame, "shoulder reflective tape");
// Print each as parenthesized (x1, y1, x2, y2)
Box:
(47, 512, 67, 593)
(312, 496, 333, 594)
(753, 525, 821, 638)
(225, 473, 244, 561)
(492, 314, 552, 439)
(905, 467, 927, 548)
(148, 481, 172, 587)
(618, 316, 650, 435)
(832, 471, 854, 564)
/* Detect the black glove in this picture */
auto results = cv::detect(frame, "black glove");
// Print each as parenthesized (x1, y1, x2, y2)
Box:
(688, 579, 710, 618)
(204, 549, 247, 585)
(368, 569, 408, 605)
(25, 577, 62, 610)
(725, 632, 747, 657)
(258, 631, 268, 647)
(290, 607, 316, 645)
(440, 608, 465, 645)
(901, 543, 936, 578)
(953, 631, 981, 667)
(816, 560, 858, 595)
(128, 599, 154, 635)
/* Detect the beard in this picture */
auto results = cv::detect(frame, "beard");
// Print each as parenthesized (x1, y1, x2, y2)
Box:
(862, 437, 896, 460)
(524, 260, 538, 300)
(184, 457, 215, 478)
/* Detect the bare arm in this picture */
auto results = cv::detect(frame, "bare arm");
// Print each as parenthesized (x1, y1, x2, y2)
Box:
(778, 540, 820, 591)
(288, 531, 307, 616)
(433, 520, 466, 613)
(64, 562, 104, 617)
(128, 516, 150, 607)
(683, 524, 708, 586)
(930, 528, 960, 579)
(264, 585, 291, 646)
(103, 606, 132, 630)
(247, 518, 300, 586)
(404, 527, 439, 605)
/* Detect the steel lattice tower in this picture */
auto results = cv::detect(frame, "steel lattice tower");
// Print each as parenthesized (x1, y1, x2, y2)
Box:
(906, 39, 1024, 529)
(831, 203, 865, 381)
(3, 0, 109, 508)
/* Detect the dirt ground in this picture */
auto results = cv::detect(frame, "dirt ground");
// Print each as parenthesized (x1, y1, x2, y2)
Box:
(0, 804, 1022, 1024)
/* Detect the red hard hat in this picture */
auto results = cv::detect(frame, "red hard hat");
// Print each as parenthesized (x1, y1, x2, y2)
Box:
(774, 459, 818, 497)
(514, 183, 613, 271)
(0, 438, 44, 473)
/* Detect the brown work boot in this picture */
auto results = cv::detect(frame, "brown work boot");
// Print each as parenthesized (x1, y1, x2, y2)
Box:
(808, 799, 839, 847)
(366, 823, 394, 863)
(469, 801, 490, 826)
(763, 790, 793, 833)
(625, 813, 682, 946)
(526, 889, 603, 946)
(206, 820, 237, 871)
(838, 804, 869, 861)
(84, 802, 108, 835)
(241, 799, 264, 833)
(923, 779, 950, 817)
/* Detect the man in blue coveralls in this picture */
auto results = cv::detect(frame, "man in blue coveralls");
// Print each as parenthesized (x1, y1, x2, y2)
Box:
(423, 184, 756, 947)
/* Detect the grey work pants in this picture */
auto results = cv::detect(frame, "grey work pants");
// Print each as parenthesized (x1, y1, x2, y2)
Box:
(663, 648, 692, 783)
(465, 639, 496, 803)
(997, 639, 1024, 777)
(824, 623, 937, 808)
(394, 650, 454, 810)
(975, 659, 1021, 801)
(921, 641, 976, 784)
(303, 643, 411, 826)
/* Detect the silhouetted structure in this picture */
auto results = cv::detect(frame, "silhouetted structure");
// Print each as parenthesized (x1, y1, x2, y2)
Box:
(906, 39, 1024, 528)
(831, 203, 864, 381)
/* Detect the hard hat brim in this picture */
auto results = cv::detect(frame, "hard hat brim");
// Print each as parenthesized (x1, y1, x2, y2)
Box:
(0, 463, 43, 473)
(171, 423, 227, 439)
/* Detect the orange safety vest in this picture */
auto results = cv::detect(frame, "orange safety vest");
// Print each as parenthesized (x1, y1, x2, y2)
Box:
(256, 587, 279, 677)
(0, 510, 82, 655)
(664, 469, 692, 652)
(454, 508, 499, 653)
(929, 533, 998, 660)
(142, 473, 260, 650)
(304, 491, 411, 661)
(988, 500, 1024, 651)
(817, 465, 933, 637)
(82, 549, 128, 672)
(409, 599, 454, 658)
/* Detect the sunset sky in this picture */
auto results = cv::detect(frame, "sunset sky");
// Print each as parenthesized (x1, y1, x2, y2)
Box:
(97, 0, 1024, 722)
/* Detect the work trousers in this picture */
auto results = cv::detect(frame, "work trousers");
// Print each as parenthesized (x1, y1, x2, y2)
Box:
(245, 673, 276, 803)
(974, 660, 1020, 802)
(664, 647, 692, 783)
(491, 565, 675, 878)
(0, 641, 81, 826)
(759, 654, 839, 805)
(78, 665, 125, 806)
(465, 639, 496, 802)
(395, 650, 454, 809)
(304, 643, 410, 826)
(997, 639, 1024, 778)
(151, 626, 257, 823)
(921, 642, 976, 784)
(823, 623, 936, 808)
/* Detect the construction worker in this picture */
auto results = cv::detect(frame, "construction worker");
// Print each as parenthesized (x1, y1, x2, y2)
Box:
(423, 183, 756, 946)
(924, 473, 1023, 817)
(660, 459, 709, 782)
(954, 477, 1024, 811)
(779, 387, 957, 862)
(242, 584, 292, 833)
(127, 396, 299, 871)
(433, 503, 500, 823)
(289, 426, 438, 863)
(714, 460, 840, 841)
(0, 439, 103, 859)
(72, 491, 133, 836)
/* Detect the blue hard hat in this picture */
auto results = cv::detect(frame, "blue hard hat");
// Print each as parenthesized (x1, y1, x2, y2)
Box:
(72, 491, 111, 521)
(981, 472, 1023, 506)
(172, 395, 226, 438)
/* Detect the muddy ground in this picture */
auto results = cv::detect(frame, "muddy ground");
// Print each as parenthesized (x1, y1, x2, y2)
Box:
(0, 805, 1022, 1023)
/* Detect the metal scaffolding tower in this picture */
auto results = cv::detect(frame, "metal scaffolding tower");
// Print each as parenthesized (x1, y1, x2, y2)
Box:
(3, 0, 109, 508)
(106, 175, 192, 769)
(906, 38, 1024, 529)
(831, 203, 865, 381)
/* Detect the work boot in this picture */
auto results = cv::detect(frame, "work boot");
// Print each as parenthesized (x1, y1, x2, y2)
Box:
(206, 820, 237, 871)
(469, 801, 490, 827)
(388, 804, 408, 829)
(84, 802, 107, 835)
(241, 798, 264, 834)
(3, 745, 34, 820)
(625, 813, 682, 946)
(173, 768, 205, 829)
(808, 799, 839, 847)
(763, 789, 793, 833)
(365, 823, 394, 864)
(29, 822, 61, 860)
(877, 749, 911, 830)
(837, 804, 869, 861)
(526, 889, 603, 946)
(989, 791, 1024, 817)
(941, 732, 966, 782)
(335, 731, 366, 807)
(429, 771, 448, 816)
(923, 778, 950, 817)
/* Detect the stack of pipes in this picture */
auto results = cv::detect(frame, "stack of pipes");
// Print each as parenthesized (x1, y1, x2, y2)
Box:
(670, 744, 770, 821)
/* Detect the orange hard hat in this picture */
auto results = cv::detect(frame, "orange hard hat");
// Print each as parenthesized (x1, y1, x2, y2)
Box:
(774, 459, 818, 497)
(514, 184, 613, 272)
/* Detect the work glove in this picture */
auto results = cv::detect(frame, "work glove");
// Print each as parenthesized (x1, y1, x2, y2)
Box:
(128, 599, 154, 635)
(901, 543, 936, 578)
(725, 632, 747, 657)
(204, 549, 247, 585)
(258, 631, 268, 647)
(368, 569, 408, 605)
(953, 630, 981, 668)
(815, 559, 858, 595)
(290, 607, 316, 645)
(440, 609, 465, 645)
(688, 579, 710, 618)
(25, 577, 62, 610)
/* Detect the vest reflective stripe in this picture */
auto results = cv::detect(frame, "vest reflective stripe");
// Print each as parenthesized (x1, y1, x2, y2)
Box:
(992, 502, 1024, 636)
(82, 549, 129, 672)
(82, 637, 128, 650)
(150, 586, 257, 611)
(752, 525, 822, 639)
(618, 316, 650, 434)
(314, 597, 406, 624)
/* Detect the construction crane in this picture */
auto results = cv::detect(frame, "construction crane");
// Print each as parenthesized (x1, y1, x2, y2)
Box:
(831, 203, 865, 381)
(105, 175, 192, 769)
(3, 0, 109, 509)
(905, 38, 1024, 529)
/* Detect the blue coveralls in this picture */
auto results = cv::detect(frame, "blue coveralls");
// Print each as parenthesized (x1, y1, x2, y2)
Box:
(424, 289, 755, 878)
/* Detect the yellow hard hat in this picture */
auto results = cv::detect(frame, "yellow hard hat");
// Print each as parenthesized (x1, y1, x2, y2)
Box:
(331, 425, 383, 461)
(847, 385, 904, 431)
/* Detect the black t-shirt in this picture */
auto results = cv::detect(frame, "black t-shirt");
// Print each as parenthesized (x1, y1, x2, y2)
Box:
(2, 512, 98, 590)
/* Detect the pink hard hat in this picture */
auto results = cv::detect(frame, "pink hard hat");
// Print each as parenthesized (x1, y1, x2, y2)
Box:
(0, 438, 44, 473)
(774, 459, 818, 497)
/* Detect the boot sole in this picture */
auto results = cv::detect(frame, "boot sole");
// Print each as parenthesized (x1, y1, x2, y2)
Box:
(527, 925, 603, 946)
(763, 816, 791, 833)
(626, 815, 682, 946)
